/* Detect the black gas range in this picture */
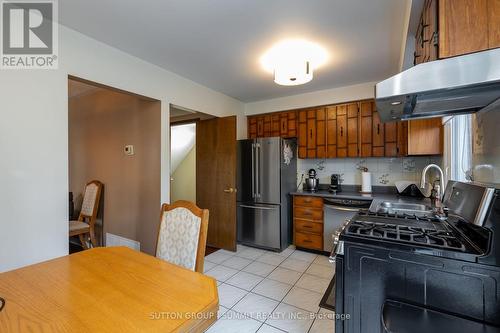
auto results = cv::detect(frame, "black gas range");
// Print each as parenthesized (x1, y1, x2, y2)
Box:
(326, 181, 500, 333)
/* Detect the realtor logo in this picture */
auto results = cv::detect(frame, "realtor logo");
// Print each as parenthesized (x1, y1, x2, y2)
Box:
(1, 0, 58, 69)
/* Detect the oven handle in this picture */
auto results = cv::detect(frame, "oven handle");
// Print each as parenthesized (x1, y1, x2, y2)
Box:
(324, 204, 361, 212)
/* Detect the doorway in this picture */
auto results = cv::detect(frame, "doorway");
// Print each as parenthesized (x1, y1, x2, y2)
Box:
(169, 105, 238, 251)
(68, 77, 161, 255)
(169, 105, 213, 203)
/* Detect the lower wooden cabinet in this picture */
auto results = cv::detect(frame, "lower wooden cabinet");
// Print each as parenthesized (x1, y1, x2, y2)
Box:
(293, 196, 323, 251)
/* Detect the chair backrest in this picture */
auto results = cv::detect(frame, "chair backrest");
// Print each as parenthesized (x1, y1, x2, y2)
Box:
(155, 200, 209, 273)
(78, 180, 103, 228)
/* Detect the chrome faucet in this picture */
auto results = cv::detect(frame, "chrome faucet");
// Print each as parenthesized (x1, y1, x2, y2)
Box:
(420, 164, 444, 200)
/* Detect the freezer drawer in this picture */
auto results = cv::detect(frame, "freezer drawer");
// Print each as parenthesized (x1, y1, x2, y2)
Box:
(237, 203, 281, 250)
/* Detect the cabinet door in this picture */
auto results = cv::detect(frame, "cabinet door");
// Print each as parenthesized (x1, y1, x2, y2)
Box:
(385, 122, 398, 157)
(488, 0, 500, 48)
(279, 113, 288, 137)
(298, 110, 307, 158)
(326, 106, 337, 158)
(257, 117, 264, 137)
(372, 111, 385, 156)
(439, 0, 489, 58)
(346, 103, 359, 157)
(287, 111, 297, 138)
(397, 122, 408, 156)
(271, 114, 280, 137)
(359, 101, 373, 157)
(337, 113, 347, 158)
(263, 115, 271, 137)
(316, 108, 326, 158)
(407, 118, 443, 155)
(248, 117, 257, 139)
(307, 117, 317, 159)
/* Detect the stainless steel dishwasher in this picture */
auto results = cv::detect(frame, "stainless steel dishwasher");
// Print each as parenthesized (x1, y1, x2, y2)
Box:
(323, 198, 372, 252)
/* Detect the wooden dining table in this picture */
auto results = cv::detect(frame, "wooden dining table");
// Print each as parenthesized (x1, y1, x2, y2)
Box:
(0, 247, 219, 332)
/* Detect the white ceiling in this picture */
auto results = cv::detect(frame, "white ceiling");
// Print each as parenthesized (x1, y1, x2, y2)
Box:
(60, 0, 410, 102)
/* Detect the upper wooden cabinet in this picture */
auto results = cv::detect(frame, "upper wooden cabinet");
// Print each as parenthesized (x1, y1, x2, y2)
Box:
(415, 0, 500, 64)
(248, 110, 297, 139)
(247, 99, 443, 158)
(407, 118, 443, 155)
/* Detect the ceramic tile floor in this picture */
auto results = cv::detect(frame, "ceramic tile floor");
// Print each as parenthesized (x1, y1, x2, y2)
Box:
(204, 244, 335, 333)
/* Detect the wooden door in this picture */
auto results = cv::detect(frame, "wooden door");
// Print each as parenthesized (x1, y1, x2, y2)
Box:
(306, 110, 317, 158)
(397, 122, 408, 157)
(326, 106, 337, 158)
(359, 101, 373, 157)
(337, 105, 347, 158)
(298, 110, 307, 158)
(439, 0, 489, 58)
(372, 111, 385, 157)
(407, 118, 442, 155)
(488, 0, 500, 48)
(257, 116, 264, 137)
(263, 115, 271, 137)
(196, 116, 237, 251)
(279, 113, 288, 137)
(287, 111, 297, 138)
(271, 114, 280, 137)
(346, 103, 359, 157)
(248, 117, 257, 139)
(385, 122, 398, 157)
(316, 108, 326, 158)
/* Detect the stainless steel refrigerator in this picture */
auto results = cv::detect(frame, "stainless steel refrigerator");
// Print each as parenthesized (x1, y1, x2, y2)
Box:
(237, 137, 297, 251)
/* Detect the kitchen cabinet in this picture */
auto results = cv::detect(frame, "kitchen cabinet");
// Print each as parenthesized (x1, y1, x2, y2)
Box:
(293, 196, 323, 251)
(248, 99, 443, 158)
(326, 106, 337, 158)
(248, 110, 297, 139)
(316, 108, 327, 158)
(407, 118, 443, 155)
(415, 0, 500, 64)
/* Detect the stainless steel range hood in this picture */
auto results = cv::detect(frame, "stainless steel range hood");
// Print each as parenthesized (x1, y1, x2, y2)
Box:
(375, 48, 500, 122)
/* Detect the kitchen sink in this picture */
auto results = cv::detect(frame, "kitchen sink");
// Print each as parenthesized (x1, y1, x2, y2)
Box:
(376, 201, 434, 216)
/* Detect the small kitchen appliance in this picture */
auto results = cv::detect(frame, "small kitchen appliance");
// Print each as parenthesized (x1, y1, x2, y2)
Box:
(303, 169, 319, 192)
(329, 174, 342, 193)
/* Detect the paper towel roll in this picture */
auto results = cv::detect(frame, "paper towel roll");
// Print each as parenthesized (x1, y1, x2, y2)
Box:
(361, 172, 372, 193)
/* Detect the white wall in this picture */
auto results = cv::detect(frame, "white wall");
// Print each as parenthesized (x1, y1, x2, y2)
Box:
(244, 81, 377, 115)
(0, 24, 245, 272)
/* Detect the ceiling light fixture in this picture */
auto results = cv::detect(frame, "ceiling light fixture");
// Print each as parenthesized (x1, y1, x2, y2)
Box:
(260, 39, 328, 86)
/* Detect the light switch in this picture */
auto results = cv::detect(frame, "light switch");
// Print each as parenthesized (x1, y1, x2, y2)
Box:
(124, 145, 135, 156)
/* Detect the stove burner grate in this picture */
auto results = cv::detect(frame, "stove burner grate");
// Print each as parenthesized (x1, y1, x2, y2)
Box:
(347, 221, 467, 251)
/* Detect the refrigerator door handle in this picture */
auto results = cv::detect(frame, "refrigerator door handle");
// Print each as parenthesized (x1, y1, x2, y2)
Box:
(239, 204, 278, 210)
(251, 143, 255, 198)
(255, 143, 260, 198)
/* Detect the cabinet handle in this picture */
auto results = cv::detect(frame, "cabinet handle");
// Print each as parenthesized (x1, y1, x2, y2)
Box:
(377, 124, 380, 135)
(303, 240, 312, 243)
(340, 127, 344, 137)
(310, 129, 313, 139)
(303, 225, 313, 229)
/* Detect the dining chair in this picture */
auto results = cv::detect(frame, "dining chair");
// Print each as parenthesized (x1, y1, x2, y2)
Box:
(69, 180, 103, 249)
(155, 200, 209, 273)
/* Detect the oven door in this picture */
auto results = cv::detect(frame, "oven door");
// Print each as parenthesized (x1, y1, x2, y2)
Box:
(320, 253, 344, 313)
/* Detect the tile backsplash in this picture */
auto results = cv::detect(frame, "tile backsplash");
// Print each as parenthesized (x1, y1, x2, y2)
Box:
(297, 156, 442, 187)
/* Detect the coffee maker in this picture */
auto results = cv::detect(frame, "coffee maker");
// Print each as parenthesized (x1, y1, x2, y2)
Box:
(303, 169, 319, 192)
(330, 174, 342, 193)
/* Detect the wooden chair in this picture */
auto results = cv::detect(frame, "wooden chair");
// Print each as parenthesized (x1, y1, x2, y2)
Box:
(69, 180, 103, 249)
(155, 200, 209, 273)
